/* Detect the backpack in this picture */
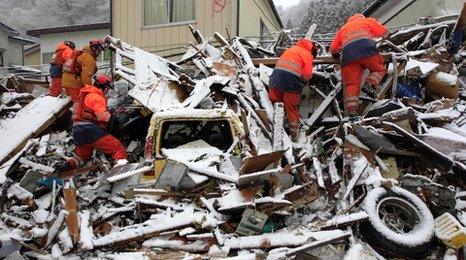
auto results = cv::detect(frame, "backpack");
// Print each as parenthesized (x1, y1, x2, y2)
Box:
(62, 50, 83, 74)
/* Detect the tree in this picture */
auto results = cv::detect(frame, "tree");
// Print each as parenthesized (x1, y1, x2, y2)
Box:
(286, 19, 293, 29)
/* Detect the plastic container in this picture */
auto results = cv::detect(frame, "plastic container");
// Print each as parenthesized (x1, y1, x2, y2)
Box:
(434, 212, 466, 249)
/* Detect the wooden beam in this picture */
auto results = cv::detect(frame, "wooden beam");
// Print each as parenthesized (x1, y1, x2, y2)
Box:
(252, 54, 395, 67)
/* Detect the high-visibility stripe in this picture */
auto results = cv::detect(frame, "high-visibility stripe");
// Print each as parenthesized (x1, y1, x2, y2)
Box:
(341, 29, 373, 49)
(277, 59, 301, 70)
(275, 67, 301, 78)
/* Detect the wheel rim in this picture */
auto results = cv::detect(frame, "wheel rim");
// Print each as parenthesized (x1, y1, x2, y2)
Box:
(376, 196, 421, 234)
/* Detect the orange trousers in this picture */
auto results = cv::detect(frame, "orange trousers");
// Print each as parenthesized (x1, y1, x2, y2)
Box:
(268, 87, 301, 126)
(76, 134, 127, 162)
(49, 78, 63, 97)
(342, 54, 385, 114)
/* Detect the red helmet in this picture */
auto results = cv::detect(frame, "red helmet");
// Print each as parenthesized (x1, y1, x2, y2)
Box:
(89, 39, 105, 55)
(94, 74, 113, 90)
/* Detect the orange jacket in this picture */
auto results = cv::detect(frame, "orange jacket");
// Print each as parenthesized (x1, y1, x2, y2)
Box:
(62, 46, 97, 89)
(330, 14, 388, 54)
(275, 39, 314, 81)
(72, 85, 111, 126)
(50, 43, 74, 66)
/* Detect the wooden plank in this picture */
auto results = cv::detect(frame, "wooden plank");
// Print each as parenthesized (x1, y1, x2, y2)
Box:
(154, 160, 188, 191)
(63, 185, 79, 245)
(252, 54, 395, 67)
(59, 164, 100, 180)
(239, 150, 285, 175)
(273, 102, 285, 151)
(306, 83, 342, 127)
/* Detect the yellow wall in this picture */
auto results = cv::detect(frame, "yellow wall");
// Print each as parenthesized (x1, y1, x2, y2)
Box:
(238, 0, 281, 38)
(24, 48, 41, 66)
(112, 0, 282, 57)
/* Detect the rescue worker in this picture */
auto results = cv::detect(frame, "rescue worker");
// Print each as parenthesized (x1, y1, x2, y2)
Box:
(268, 38, 316, 140)
(330, 14, 389, 119)
(57, 75, 127, 171)
(49, 40, 75, 97)
(62, 39, 105, 102)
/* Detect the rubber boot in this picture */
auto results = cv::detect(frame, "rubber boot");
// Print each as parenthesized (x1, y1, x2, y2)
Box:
(362, 83, 378, 99)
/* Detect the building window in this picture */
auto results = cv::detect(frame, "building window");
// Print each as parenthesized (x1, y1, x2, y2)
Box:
(42, 52, 54, 64)
(143, 0, 195, 26)
(260, 19, 269, 48)
(103, 49, 112, 62)
(0, 52, 3, 67)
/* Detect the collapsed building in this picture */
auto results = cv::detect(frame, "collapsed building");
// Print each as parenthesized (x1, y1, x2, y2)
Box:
(0, 9, 466, 260)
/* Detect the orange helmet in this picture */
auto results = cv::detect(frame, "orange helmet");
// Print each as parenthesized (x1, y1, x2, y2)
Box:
(94, 74, 113, 90)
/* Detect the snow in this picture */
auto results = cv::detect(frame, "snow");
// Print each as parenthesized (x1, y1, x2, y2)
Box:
(32, 209, 49, 224)
(343, 243, 377, 260)
(18, 157, 54, 174)
(223, 232, 307, 249)
(107, 166, 152, 183)
(405, 59, 439, 75)
(45, 210, 67, 248)
(79, 210, 94, 250)
(104, 252, 148, 260)
(362, 187, 435, 247)
(31, 227, 48, 238)
(435, 72, 458, 86)
(182, 76, 231, 109)
(162, 140, 237, 182)
(113, 44, 182, 113)
(134, 198, 184, 211)
(424, 127, 466, 144)
(93, 210, 205, 246)
(142, 238, 208, 252)
(0, 139, 38, 184)
(0, 96, 71, 164)
(324, 212, 369, 227)
(7, 183, 33, 201)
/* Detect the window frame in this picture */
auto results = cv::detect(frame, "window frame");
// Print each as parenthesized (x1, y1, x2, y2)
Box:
(141, 0, 197, 29)
(0, 51, 3, 67)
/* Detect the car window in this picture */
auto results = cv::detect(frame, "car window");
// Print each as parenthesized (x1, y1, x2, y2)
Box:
(160, 120, 233, 151)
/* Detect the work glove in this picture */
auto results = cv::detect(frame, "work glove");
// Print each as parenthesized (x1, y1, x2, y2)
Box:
(54, 161, 70, 173)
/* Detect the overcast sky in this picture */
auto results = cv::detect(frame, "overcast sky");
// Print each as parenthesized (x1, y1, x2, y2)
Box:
(273, 0, 301, 8)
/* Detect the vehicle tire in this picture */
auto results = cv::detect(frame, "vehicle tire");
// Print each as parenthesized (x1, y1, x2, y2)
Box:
(360, 187, 435, 258)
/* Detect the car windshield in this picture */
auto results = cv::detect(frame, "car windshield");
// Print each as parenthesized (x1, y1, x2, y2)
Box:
(160, 119, 234, 151)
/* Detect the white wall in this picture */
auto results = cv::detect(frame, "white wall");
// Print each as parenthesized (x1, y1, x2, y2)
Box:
(0, 32, 25, 66)
(38, 28, 110, 71)
(388, 0, 464, 27)
(7, 40, 23, 65)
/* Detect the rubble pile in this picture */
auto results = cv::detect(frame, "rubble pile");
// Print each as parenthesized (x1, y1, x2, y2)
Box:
(1, 16, 466, 259)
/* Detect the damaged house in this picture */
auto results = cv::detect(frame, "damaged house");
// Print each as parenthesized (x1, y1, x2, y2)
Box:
(0, 1, 466, 259)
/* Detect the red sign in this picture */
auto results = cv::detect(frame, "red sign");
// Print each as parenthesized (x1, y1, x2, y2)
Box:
(213, 0, 226, 12)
